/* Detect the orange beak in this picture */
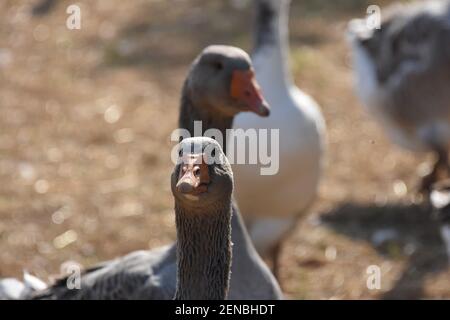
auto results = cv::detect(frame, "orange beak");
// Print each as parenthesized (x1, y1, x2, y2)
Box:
(176, 154, 210, 195)
(230, 70, 270, 117)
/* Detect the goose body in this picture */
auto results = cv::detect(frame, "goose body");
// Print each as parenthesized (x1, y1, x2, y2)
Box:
(232, 0, 326, 274)
(348, 0, 450, 190)
(31, 247, 178, 300)
(0, 45, 282, 300)
(31, 137, 235, 300)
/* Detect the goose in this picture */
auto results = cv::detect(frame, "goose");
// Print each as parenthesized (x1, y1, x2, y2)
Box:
(3, 138, 234, 300)
(0, 45, 282, 300)
(429, 179, 450, 264)
(348, 0, 450, 193)
(172, 137, 234, 299)
(232, 0, 326, 278)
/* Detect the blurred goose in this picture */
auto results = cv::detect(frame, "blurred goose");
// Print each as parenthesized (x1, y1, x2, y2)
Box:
(348, 0, 450, 192)
(232, 0, 326, 278)
(0, 45, 282, 300)
(430, 179, 450, 263)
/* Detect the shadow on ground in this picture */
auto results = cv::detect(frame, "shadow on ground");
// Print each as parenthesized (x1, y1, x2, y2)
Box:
(320, 202, 448, 299)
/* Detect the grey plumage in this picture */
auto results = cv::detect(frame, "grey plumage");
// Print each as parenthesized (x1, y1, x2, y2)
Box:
(177, 46, 281, 299)
(349, 0, 450, 151)
(31, 248, 176, 299)
(36, 137, 235, 300)
(2, 45, 282, 300)
(173, 139, 233, 300)
(348, 0, 450, 191)
(254, 0, 278, 51)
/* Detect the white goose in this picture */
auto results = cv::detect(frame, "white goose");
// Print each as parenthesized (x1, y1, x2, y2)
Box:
(348, 0, 450, 192)
(232, 0, 326, 278)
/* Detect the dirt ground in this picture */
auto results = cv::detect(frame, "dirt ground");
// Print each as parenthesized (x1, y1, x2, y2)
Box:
(1, 0, 449, 299)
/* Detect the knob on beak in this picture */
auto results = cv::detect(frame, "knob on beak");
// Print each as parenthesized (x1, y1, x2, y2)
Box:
(176, 154, 210, 195)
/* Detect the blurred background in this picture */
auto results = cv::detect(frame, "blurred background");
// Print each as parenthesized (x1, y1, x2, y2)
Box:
(1, 0, 449, 299)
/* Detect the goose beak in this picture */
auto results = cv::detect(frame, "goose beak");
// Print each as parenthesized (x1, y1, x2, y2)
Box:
(230, 69, 270, 117)
(176, 154, 210, 196)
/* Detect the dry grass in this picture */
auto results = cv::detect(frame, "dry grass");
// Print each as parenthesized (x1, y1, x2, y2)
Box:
(0, 0, 449, 299)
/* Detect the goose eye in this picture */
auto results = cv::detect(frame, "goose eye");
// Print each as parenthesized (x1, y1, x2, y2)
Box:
(178, 149, 183, 158)
(212, 61, 224, 71)
(211, 148, 216, 158)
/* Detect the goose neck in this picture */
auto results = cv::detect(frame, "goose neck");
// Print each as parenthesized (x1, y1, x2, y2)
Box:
(179, 84, 233, 154)
(174, 200, 232, 300)
(253, 0, 293, 89)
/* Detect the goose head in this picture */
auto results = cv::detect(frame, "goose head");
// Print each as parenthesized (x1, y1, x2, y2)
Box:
(347, 2, 444, 85)
(347, 16, 390, 84)
(186, 45, 270, 118)
(171, 137, 233, 209)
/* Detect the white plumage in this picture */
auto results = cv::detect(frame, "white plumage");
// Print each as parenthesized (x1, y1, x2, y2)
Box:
(0, 272, 46, 300)
(232, 0, 326, 275)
